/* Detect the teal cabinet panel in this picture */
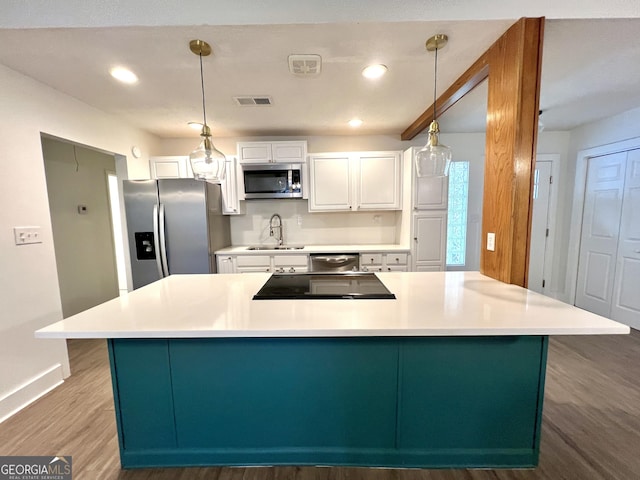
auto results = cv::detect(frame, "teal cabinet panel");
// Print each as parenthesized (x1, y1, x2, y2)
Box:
(398, 336, 546, 450)
(107, 336, 547, 468)
(109, 339, 177, 449)
(169, 338, 398, 449)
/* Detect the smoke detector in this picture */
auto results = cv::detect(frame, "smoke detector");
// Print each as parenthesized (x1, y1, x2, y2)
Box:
(288, 54, 322, 76)
(233, 96, 273, 106)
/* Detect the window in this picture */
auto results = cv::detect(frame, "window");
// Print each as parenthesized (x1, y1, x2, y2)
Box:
(446, 161, 469, 266)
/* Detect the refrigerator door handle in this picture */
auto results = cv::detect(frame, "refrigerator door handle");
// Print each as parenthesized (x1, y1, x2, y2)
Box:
(152, 204, 164, 278)
(158, 203, 170, 277)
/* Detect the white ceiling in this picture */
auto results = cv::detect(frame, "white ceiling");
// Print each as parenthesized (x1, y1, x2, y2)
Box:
(0, 4, 639, 139)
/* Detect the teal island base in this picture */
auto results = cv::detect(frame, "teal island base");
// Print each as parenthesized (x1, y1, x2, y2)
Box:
(108, 336, 548, 469)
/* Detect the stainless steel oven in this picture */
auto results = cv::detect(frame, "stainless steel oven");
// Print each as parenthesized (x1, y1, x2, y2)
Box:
(242, 163, 303, 199)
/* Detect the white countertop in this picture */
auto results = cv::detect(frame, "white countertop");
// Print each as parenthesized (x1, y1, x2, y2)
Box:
(215, 244, 410, 255)
(35, 272, 629, 339)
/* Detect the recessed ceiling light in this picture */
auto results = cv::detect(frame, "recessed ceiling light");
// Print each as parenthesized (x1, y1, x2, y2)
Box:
(362, 64, 388, 79)
(110, 67, 138, 84)
(188, 122, 204, 130)
(349, 118, 363, 128)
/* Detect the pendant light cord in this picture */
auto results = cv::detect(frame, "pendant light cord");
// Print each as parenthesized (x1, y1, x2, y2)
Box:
(199, 52, 207, 127)
(433, 46, 438, 122)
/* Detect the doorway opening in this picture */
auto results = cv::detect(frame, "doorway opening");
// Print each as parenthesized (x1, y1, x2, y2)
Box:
(41, 135, 129, 317)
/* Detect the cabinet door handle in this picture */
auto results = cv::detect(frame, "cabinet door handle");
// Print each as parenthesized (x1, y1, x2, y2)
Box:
(414, 237, 418, 241)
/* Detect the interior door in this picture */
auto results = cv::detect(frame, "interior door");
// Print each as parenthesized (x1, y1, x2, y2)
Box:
(575, 153, 626, 316)
(528, 161, 552, 293)
(611, 149, 640, 329)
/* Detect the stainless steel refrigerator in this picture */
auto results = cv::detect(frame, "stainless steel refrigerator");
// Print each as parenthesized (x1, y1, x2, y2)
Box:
(123, 179, 231, 289)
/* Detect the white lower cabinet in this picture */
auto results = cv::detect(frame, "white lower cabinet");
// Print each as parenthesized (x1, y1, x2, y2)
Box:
(235, 255, 271, 273)
(216, 253, 309, 274)
(273, 255, 309, 273)
(216, 255, 235, 274)
(360, 252, 409, 272)
(412, 212, 447, 271)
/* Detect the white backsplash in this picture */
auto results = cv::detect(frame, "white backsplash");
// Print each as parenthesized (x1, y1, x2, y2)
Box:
(230, 199, 400, 246)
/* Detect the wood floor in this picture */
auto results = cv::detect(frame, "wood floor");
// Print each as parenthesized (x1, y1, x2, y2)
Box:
(1, 331, 639, 480)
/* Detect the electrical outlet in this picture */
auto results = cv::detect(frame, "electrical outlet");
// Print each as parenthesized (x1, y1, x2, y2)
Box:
(14, 226, 43, 245)
(487, 232, 496, 251)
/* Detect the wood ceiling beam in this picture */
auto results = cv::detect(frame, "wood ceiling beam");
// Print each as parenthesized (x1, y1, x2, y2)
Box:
(401, 53, 489, 141)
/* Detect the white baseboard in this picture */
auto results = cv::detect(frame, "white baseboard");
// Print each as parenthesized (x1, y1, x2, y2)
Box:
(0, 364, 64, 424)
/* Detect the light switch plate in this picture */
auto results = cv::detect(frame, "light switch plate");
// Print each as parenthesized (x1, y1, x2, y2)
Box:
(487, 232, 496, 251)
(14, 226, 43, 245)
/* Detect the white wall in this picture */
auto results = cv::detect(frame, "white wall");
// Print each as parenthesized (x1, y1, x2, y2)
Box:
(0, 63, 157, 422)
(553, 106, 640, 301)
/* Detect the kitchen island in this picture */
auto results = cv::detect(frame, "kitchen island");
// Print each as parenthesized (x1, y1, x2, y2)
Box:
(36, 272, 628, 470)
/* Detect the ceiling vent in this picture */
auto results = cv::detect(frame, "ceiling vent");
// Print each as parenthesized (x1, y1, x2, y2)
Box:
(233, 96, 273, 106)
(288, 54, 322, 76)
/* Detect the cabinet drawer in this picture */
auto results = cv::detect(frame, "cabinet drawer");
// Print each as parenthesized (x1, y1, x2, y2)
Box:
(273, 255, 308, 267)
(236, 255, 270, 267)
(361, 253, 383, 266)
(237, 266, 271, 273)
(385, 265, 408, 272)
(274, 266, 309, 274)
(384, 253, 408, 265)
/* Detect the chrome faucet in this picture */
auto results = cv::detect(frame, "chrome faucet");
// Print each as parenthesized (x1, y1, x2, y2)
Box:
(269, 213, 283, 246)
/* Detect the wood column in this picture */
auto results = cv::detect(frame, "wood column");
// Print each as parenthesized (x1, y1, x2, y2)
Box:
(401, 17, 544, 286)
(482, 18, 544, 286)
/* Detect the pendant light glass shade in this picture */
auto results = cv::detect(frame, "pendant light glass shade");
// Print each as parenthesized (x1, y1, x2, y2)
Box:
(415, 34, 452, 178)
(190, 125, 226, 181)
(415, 120, 452, 177)
(188, 39, 226, 183)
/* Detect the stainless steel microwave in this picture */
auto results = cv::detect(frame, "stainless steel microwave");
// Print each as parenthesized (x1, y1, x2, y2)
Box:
(242, 163, 303, 199)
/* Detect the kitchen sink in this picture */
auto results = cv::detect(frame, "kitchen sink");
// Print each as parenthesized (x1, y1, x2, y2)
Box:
(247, 245, 305, 251)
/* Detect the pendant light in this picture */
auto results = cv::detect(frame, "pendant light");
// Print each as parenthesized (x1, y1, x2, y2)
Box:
(415, 34, 452, 178)
(188, 39, 226, 183)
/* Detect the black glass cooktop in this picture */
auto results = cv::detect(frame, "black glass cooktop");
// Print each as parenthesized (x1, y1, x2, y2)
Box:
(253, 272, 396, 300)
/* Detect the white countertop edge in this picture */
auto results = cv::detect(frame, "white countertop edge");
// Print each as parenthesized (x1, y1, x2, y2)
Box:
(36, 326, 630, 339)
(215, 244, 411, 255)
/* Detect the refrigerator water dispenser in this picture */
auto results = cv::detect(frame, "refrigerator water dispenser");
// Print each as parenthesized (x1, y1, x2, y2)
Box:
(134, 232, 156, 260)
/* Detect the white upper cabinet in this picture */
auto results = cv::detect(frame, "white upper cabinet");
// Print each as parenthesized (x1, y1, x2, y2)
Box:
(357, 152, 402, 210)
(415, 175, 449, 210)
(149, 156, 193, 179)
(221, 156, 244, 215)
(308, 154, 353, 211)
(237, 141, 307, 164)
(308, 151, 402, 212)
(404, 146, 449, 210)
